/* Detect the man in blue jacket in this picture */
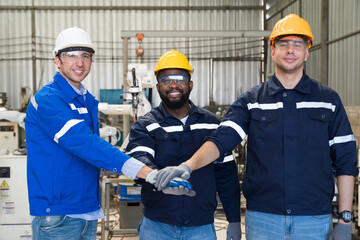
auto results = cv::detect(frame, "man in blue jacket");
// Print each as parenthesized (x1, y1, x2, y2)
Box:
(126, 50, 241, 240)
(25, 28, 193, 240)
(154, 15, 359, 240)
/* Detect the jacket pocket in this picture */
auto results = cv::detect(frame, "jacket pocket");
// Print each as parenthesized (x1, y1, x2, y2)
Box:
(250, 109, 277, 124)
(308, 109, 333, 122)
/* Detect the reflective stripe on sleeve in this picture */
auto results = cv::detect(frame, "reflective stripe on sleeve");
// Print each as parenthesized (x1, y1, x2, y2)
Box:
(220, 120, 247, 140)
(247, 102, 283, 110)
(163, 125, 183, 132)
(146, 123, 183, 133)
(126, 146, 155, 158)
(190, 123, 218, 130)
(54, 119, 84, 143)
(146, 123, 161, 132)
(31, 96, 38, 110)
(329, 134, 355, 147)
(69, 103, 88, 114)
(223, 154, 234, 162)
(296, 102, 336, 112)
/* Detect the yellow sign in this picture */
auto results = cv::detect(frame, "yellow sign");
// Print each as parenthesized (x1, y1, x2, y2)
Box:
(0, 180, 9, 188)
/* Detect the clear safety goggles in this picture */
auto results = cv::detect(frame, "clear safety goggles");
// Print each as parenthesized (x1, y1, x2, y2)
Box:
(274, 39, 308, 51)
(60, 51, 94, 64)
(158, 74, 190, 85)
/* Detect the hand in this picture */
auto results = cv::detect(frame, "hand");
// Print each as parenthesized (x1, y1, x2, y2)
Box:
(146, 170, 196, 196)
(327, 223, 351, 240)
(226, 222, 241, 240)
(162, 178, 196, 197)
(154, 164, 192, 190)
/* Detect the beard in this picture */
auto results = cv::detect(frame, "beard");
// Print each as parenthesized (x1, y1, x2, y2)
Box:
(159, 88, 190, 110)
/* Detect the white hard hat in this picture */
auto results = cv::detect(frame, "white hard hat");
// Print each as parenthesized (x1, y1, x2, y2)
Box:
(53, 27, 97, 57)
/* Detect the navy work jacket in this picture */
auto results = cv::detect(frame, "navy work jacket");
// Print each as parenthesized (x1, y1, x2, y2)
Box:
(126, 101, 241, 226)
(207, 72, 358, 216)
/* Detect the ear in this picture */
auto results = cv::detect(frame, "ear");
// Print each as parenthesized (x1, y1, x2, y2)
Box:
(54, 56, 62, 69)
(304, 48, 309, 62)
(189, 81, 193, 92)
(271, 47, 276, 59)
(156, 83, 160, 92)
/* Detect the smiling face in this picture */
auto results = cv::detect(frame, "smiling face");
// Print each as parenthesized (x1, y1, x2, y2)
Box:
(156, 68, 193, 110)
(271, 35, 309, 75)
(55, 50, 92, 89)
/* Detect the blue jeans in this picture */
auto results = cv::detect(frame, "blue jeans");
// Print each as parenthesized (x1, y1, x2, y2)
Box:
(32, 215, 98, 240)
(245, 210, 332, 240)
(138, 217, 217, 240)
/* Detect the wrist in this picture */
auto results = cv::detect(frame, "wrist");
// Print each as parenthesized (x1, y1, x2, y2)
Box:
(137, 165, 154, 179)
(182, 161, 194, 172)
(338, 210, 353, 224)
(338, 219, 352, 225)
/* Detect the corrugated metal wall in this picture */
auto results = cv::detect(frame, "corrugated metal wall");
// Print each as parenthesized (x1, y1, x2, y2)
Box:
(0, 0, 265, 110)
(265, 0, 360, 106)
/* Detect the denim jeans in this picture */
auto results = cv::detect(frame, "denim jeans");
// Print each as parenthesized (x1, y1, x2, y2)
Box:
(138, 217, 217, 240)
(32, 215, 98, 240)
(245, 210, 332, 240)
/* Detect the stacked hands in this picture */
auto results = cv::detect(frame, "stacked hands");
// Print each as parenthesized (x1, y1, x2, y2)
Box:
(146, 164, 195, 197)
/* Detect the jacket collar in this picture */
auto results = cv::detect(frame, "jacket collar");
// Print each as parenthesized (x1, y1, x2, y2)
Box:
(157, 100, 200, 122)
(53, 72, 95, 103)
(268, 71, 312, 96)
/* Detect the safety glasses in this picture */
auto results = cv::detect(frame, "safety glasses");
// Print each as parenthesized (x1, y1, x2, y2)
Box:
(275, 39, 308, 51)
(158, 75, 189, 85)
(60, 51, 94, 64)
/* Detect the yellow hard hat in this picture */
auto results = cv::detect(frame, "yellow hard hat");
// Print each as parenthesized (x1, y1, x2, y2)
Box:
(270, 14, 314, 48)
(154, 49, 194, 78)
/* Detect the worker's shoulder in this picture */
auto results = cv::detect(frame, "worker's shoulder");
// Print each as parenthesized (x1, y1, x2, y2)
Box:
(194, 106, 219, 121)
(309, 77, 338, 94)
(133, 108, 161, 125)
(34, 81, 68, 105)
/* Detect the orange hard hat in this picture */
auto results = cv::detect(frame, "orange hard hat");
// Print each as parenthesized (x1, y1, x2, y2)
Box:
(270, 14, 313, 48)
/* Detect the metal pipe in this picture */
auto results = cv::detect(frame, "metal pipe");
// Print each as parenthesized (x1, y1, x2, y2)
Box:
(321, 0, 329, 85)
(121, 30, 272, 38)
(122, 37, 130, 141)
(0, 5, 264, 11)
(31, 0, 36, 95)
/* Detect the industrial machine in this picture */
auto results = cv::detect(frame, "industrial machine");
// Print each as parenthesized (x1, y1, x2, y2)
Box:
(99, 64, 156, 239)
(0, 109, 26, 157)
(98, 63, 156, 149)
(0, 154, 32, 240)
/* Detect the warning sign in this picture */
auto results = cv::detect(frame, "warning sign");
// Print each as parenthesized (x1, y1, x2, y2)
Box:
(2, 201, 15, 214)
(0, 180, 8, 188)
(0, 180, 10, 201)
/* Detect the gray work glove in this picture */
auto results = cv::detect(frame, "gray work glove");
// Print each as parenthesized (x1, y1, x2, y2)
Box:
(154, 164, 192, 191)
(226, 222, 241, 240)
(146, 170, 195, 197)
(162, 184, 196, 197)
(327, 223, 351, 240)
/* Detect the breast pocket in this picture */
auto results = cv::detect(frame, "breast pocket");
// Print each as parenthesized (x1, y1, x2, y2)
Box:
(153, 131, 182, 167)
(249, 110, 278, 136)
(306, 109, 333, 149)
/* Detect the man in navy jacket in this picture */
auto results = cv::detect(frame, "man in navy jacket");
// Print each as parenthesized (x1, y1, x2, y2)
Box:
(126, 50, 241, 240)
(155, 15, 358, 240)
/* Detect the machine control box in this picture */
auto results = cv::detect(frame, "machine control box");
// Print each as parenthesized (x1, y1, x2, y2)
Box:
(0, 122, 19, 154)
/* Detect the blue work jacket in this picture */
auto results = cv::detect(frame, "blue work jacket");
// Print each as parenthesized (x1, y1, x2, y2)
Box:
(126, 101, 241, 226)
(25, 72, 131, 216)
(207, 72, 358, 216)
